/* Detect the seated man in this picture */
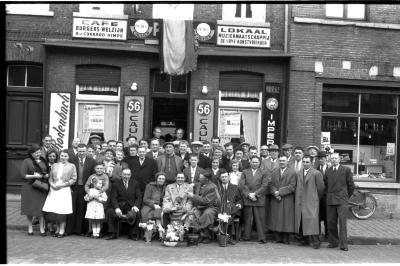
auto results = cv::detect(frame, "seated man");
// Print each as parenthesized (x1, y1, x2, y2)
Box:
(162, 172, 193, 228)
(216, 169, 243, 244)
(186, 172, 221, 244)
(105, 168, 142, 240)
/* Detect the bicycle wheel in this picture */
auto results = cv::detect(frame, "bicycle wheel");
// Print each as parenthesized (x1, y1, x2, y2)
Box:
(350, 195, 377, 220)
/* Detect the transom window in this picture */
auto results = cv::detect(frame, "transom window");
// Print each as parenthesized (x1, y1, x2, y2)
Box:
(151, 70, 189, 94)
(7, 65, 43, 87)
(326, 4, 366, 20)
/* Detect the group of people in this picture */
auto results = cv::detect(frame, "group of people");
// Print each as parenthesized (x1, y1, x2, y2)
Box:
(20, 129, 355, 251)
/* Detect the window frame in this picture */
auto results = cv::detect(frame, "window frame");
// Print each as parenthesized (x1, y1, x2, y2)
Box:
(325, 4, 367, 21)
(7, 65, 43, 88)
(150, 69, 189, 96)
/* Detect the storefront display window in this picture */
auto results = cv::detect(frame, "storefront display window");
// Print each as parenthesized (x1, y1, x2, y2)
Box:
(322, 89, 398, 182)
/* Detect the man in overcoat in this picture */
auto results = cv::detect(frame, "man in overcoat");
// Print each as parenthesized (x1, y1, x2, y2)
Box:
(156, 142, 184, 185)
(186, 172, 221, 244)
(239, 156, 269, 243)
(131, 146, 158, 194)
(324, 153, 355, 251)
(294, 155, 325, 249)
(183, 154, 205, 184)
(269, 155, 296, 244)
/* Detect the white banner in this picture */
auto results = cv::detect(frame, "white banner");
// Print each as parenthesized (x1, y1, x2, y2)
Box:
(49, 93, 71, 150)
(73, 17, 127, 40)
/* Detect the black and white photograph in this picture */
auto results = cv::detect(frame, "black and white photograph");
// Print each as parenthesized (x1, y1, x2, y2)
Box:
(4, 1, 400, 264)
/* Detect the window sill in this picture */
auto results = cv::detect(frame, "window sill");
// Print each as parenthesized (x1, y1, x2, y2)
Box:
(217, 20, 270, 28)
(73, 12, 128, 20)
(294, 17, 400, 30)
(6, 11, 54, 17)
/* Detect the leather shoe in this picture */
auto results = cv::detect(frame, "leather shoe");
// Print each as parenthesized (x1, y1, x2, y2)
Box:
(259, 239, 267, 244)
(340, 247, 348, 251)
(327, 244, 338, 248)
(201, 237, 211, 244)
(105, 234, 117, 240)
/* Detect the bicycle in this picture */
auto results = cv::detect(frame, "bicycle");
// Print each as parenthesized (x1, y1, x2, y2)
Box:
(348, 186, 378, 220)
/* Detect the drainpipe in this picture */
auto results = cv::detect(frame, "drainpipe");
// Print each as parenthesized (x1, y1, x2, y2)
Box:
(284, 4, 288, 54)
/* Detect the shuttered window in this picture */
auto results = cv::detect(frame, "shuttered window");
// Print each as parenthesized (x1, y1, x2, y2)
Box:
(76, 65, 120, 96)
(219, 71, 263, 103)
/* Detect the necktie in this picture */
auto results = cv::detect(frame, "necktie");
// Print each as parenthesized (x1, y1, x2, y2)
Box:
(140, 159, 144, 165)
(124, 180, 128, 189)
(153, 154, 157, 159)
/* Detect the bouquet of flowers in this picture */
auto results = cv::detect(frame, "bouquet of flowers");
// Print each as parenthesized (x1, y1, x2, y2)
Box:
(217, 212, 231, 247)
(138, 220, 157, 242)
(163, 221, 185, 243)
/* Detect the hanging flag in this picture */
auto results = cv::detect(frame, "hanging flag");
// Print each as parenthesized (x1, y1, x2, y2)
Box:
(160, 20, 198, 75)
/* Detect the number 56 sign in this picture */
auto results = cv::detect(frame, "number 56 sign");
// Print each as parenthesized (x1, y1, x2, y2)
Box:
(124, 96, 144, 143)
(193, 99, 214, 141)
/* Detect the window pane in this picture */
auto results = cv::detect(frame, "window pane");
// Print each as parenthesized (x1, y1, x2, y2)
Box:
(347, 4, 365, 19)
(8, 66, 25, 86)
(361, 94, 397, 115)
(358, 118, 396, 180)
(27, 66, 43, 87)
(326, 4, 344, 17)
(321, 116, 358, 145)
(171, 75, 187, 93)
(322, 92, 358, 113)
(152, 72, 169, 93)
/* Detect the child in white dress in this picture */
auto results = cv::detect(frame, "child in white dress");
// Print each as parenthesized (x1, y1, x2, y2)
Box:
(84, 179, 107, 238)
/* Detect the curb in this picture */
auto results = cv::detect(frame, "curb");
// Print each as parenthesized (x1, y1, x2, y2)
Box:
(349, 236, 400, 245)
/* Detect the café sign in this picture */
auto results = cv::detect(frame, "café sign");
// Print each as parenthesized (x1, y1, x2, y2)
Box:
(123, 96, 144, 142)
(73, 17, 127, 40)
(193, 99, 214, 142)
(217, 25, 270, 48)
(263, 84, 281, 145)
(49, 93, 71, 150)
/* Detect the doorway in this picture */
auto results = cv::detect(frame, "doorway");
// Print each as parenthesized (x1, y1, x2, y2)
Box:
(152, 98, 188, 141)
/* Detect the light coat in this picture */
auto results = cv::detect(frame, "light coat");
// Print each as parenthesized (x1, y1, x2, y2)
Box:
(162, 182, 193, 213)
(294, 167, 325, 235)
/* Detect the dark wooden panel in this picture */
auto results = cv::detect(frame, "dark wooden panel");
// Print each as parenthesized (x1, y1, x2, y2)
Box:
(7, 99, 25, 145)
(7, 158, 25, 183)
(26, 100, 43, 145)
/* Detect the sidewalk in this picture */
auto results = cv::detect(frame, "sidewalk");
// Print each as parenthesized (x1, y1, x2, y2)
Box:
(6, 193, 400, 245)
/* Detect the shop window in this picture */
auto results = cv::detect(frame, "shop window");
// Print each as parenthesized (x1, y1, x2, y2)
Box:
(322, 90, 398, 181)
(75, 65, 120, 101)
(222, 4, 266, 22)
(78, 4, 124, 16)
(326, 4, 366, 20)
(6, 4, 53, 16)
(7, 65, 43, 87)
(151, 70, 189, 94)
(152, 4, 193, 20)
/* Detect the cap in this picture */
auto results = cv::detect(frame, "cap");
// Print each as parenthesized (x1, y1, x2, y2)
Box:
(163, 142, 175, 148)
(317, 151, 327, 157)
(89, 134, 101, 140)
(268, 144, 280, 151)
(307, 145, 320, 151)
(172, 140, 180, 146)
(125, 136, 137, 142)
(191, 141, 204, 146)
(282, 144, 293, 150)
(240, 142, 250, 147)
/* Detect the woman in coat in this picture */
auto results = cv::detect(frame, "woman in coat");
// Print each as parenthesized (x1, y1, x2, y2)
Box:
(141, 172, 166, 224)
(20, 144, 49, 235)
(42, 149, 77, 238)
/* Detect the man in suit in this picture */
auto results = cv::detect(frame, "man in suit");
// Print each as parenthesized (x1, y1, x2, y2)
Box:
(66, 144, 97, 236)
(131, 146, 158, 194)
(191, 141, 211, 170)
(291, 146, 305, 174)
(152, 126, 165, 146)
(186, 172, 221, 244)
(269, 155, 297, 244)
(260, 144, 280, 172)
(206, 156, 226, 185)
(40, 134, 56, 158)
(260, 144, 269, 161)
(324, 153, 355, 251)
(282, 144, 295, 165)
(67, 137, 81, 163)
(123, 136, 137, 157)
(183, 154, 205, 184)
(294, 155, 325, 249)
(223, 142, 235, 171)
(233, 148, 251, 172)
(317, 150, 329, 239)
(156, 142, 184, 185)
(146, 139, 163, 160)
(201, 141, 213, 159)
(105, 168, 142, 240)
(176, 140, 191, 168)
(239, 156, 269, 244)
(307, 145, 320, 169)
(162, 172, 193, 227)
(216, 169, 243, 244)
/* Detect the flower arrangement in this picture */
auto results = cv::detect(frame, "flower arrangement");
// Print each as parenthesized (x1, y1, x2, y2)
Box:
(217, 213, 232, 247)
(139, 220, 158, 242)
(163, 221, 185, 243)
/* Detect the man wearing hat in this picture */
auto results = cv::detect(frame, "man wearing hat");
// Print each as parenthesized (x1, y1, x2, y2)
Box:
(67, 137, 81, 163)
(239, 142, 251, 161)
(260, 144, 280, 172)
(282, 144, 295, 165)
(317, 150, 329, 239)
(124, 136, 137, 157)
(307, 145, 320, 169)
(88, 134, 102, 146)
(156, 142, 183, 185)
(191, 141, 211, 170)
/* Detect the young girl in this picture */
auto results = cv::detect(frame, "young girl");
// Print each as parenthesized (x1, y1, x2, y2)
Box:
(84, 179, 107, 238)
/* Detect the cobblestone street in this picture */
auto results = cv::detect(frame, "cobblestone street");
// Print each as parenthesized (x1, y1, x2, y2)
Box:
(6, 229, 400, 264)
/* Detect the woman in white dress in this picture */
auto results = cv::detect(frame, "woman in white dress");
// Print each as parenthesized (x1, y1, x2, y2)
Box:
(228, 159, 242, 185)
(42, 149, 77, 238)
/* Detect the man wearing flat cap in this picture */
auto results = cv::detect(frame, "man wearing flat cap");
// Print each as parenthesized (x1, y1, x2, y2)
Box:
(282, 144, 295, 165)
(260, 144, 280, 172)
(306, 145, 320, 169)
(156, 142, 183, 185)
(191, 141, 211, 170)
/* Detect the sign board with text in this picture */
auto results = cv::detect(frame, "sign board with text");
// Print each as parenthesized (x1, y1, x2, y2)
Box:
(128, 18, 162, 40)
(72, 17, 127, 40)
(262, 83, 281, 145)
(217, 25, 270, 48)
(193, 99, 214, 142)
(49, 93, 71, 150)
(123, 96, 144, 143)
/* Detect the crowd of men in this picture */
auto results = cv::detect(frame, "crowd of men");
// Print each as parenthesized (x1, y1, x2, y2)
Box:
(38, 126, 354, 251)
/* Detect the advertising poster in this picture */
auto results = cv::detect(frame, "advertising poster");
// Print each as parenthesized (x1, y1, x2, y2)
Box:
(263, 83, 281, 145)
(72, 17, 127, 40)
(123, 96, 144, 143)
(193, 99, 214, 142)
(49, 93, 71, 150)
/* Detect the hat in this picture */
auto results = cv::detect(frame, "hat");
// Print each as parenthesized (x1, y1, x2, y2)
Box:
(317, 150, 327, 157)
(240, 142, 250, 147)
(89, 134, 101, 140)
(191, 141, 204, 146)
(172, 140, 180, 146)
(307, 145, 320, 151)
(125, 136, 137, 142)
(268, 144, 280, 151)
(282, 143, 293, 150)
(126, 210, 137, 225)
(163, 142, 175, 148)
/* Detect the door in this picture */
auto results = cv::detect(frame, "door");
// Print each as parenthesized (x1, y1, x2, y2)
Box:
(6, 93, 43, 187)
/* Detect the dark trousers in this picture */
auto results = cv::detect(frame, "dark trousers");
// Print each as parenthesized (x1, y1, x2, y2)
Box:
(105, 206, 139, 237)
(66, 185, 87, 235)
(274, 232, 291, 243)
(242, 205, 266, 241)
(299, 217, 320, 247)
(319, 196, 328, 236)
(264, 195, 271, 233)
(327, 204, 348, 248)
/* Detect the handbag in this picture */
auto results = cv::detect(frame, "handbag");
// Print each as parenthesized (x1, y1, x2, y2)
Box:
(32, 178, 49, 191)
